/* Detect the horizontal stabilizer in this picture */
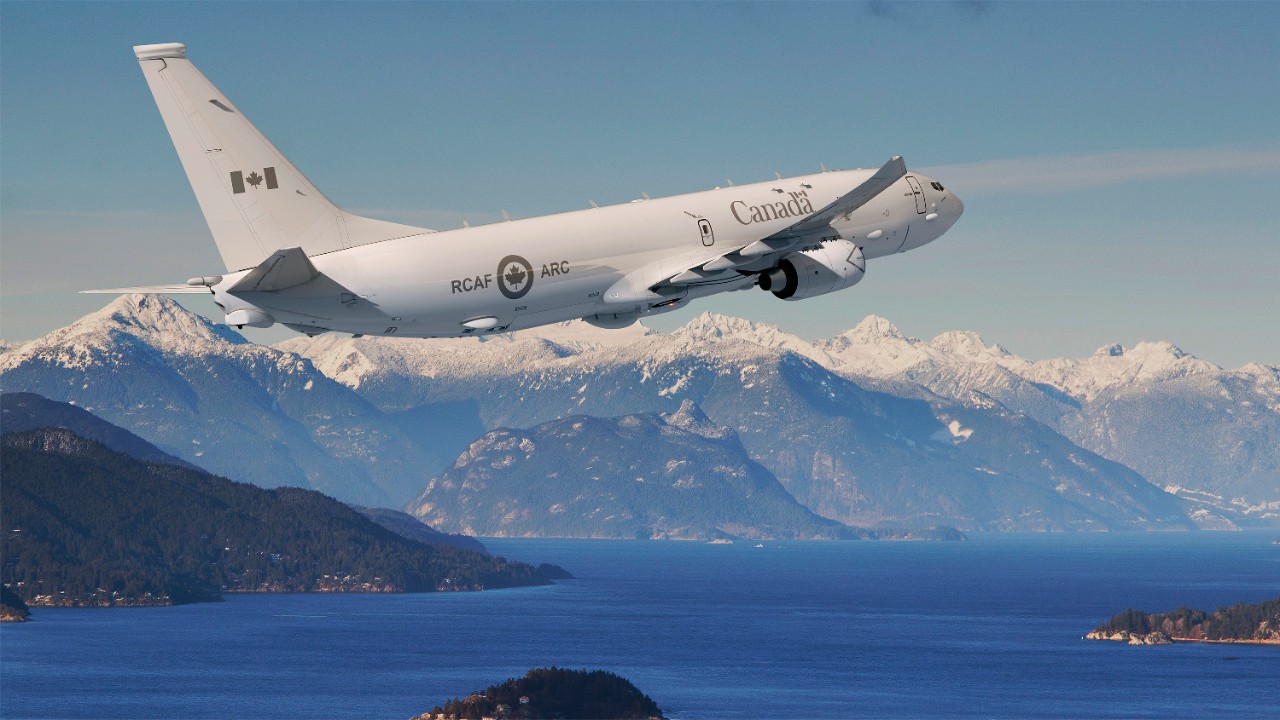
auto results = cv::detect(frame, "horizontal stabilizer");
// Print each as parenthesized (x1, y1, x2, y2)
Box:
(81, 285, 211, 295)
(228, 247, 321, 293)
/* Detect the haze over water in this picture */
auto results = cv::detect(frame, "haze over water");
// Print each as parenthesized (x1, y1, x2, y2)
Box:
(3, 533, 1278, 719)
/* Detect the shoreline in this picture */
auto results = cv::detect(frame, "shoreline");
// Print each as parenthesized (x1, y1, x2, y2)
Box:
(1086, 630, 1280, 646)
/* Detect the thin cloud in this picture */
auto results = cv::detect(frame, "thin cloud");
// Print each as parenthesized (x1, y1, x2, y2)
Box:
(5, 209, 172, 219)
(867, 1, 990, 22)
(954, 1, 990, 19)
(923, 146, 1280, 196)
(865, 1, 901, 22)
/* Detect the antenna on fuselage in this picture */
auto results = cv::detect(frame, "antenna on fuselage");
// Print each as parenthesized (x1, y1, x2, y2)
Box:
(502, 209, 511, 222)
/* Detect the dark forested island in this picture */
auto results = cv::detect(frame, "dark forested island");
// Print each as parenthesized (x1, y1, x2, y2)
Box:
(414, 667, 664, 720)
(1, 428, 561, 608)
(1086, 596, 1280, 645)
(1, 585, 31, 622)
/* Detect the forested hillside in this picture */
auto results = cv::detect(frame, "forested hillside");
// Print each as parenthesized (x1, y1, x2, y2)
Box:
(1, 429, 555, 607)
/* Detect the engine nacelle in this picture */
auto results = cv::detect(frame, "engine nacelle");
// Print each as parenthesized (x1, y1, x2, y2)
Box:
(758, 240, 865, 301)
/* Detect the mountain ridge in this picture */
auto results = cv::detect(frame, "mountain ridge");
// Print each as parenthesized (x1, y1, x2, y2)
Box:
(1, 427, 556, 607)
(4, 299, 1272, 528)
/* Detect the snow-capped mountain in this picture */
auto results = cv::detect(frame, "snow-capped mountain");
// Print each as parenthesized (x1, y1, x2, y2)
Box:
(282, 313, 1196, 531)
(410, 399, 863, 540)
(7, 300, 1268, 530)
(811, 316, 1279, 513)
(0, 295, 447, 506)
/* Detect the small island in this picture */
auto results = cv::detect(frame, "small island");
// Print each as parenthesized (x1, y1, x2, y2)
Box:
(1, 586, 31, 623)
(414, 667, 664, 720)
(1086, 596, 1280, 645)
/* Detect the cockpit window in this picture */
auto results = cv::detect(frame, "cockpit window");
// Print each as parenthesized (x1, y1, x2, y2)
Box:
(929, 181, 945, 191)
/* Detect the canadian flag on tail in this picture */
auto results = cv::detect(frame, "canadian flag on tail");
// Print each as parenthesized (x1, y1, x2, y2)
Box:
(229, 167, 278, 194)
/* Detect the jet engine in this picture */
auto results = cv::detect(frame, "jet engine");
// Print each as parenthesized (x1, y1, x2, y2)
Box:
(758, 239, 865, 300)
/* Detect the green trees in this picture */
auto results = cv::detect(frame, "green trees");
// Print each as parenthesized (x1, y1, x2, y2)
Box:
(428, 667, 664, 720)
(1205, 598, 1280, 641)
(1100, 608, 1152, 634)
(1095, 597, 1280, 641)
(1, 429, 552, 607)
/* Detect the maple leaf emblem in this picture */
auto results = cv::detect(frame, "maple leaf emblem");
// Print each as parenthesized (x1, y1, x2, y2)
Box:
(245, 171, 264, 188)
(504, 264, 528, 289)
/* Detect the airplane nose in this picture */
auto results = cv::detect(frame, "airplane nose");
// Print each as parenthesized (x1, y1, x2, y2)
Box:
(953, 192, 964, 218)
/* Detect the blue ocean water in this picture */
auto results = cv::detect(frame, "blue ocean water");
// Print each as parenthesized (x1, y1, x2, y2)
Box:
(2, 532, 1278, 719)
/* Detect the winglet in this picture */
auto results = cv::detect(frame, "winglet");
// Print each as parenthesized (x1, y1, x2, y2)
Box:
(780, 155, 907, 236)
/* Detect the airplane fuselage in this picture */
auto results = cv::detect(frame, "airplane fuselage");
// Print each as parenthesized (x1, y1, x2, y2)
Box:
(102, 43, 964, 338)
(218, 169, 961, 337)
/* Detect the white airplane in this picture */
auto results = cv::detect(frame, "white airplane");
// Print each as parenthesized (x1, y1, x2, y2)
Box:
(90, 43, 964, 338)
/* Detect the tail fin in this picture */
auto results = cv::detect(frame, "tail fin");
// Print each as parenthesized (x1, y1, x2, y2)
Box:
(133, 43, 427, 272)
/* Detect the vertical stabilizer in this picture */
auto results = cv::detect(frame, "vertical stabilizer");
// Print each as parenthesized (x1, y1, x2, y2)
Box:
(133, 43, 428, 272)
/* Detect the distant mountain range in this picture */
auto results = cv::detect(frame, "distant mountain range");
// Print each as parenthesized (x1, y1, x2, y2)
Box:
(4, 295, 1275, 531)
(0, 296, 445, 507)
(281, 311, 1275, 529)
(411, 400, 867, 540)
(813, 316, 1280, 516)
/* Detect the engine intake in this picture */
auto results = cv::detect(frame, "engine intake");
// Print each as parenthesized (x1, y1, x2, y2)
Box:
(759, 240, 865, 301)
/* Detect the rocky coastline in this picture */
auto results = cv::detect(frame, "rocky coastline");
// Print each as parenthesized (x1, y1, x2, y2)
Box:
(1085, 628, 1280, 646)
(1086, 596, 1280, 646)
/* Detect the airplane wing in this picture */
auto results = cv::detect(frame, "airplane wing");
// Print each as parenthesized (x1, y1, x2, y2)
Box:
(641, 156, 907, 294)
(83, 247, 323, 296)
(768, 155, 905, 238)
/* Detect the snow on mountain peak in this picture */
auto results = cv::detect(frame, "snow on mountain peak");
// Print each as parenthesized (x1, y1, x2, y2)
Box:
(1023, 339, 1218, 400)
(928, 330, 1007, 360)
(816, 315, 929, 377)
(0, 294, 244, 372)
(1126, 341, 1190, 363)
(676, 312, 772, 341)
(88, 294, 242, 346)
(670, 312, 832, 364)
(848, 315, 906, 341)
(503, 317, 654, 351)
(662, 398, 736, 441)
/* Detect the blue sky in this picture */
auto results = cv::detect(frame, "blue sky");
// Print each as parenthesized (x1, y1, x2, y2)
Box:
(2, 1, 1277, 367)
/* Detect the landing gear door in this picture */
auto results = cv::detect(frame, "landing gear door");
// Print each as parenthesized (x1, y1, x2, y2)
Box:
(905, 176, 927, 214)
